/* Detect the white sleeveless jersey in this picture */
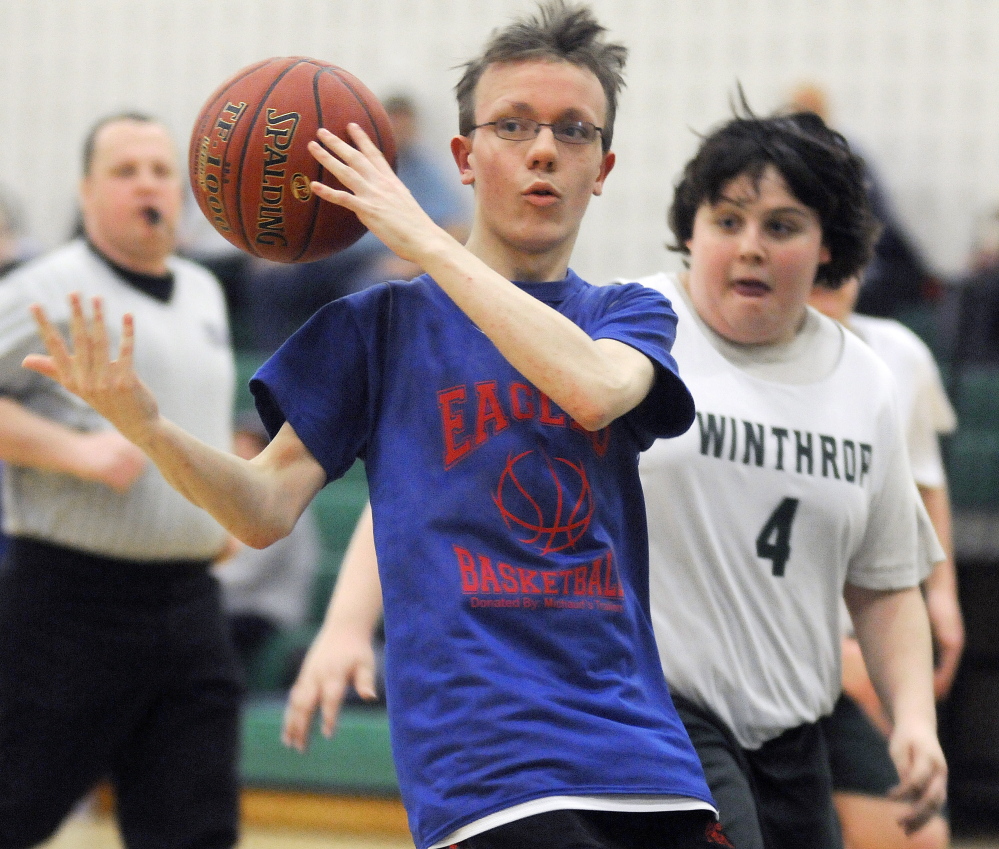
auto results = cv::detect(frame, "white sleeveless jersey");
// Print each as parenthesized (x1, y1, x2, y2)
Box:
(639, 272, 925, 749)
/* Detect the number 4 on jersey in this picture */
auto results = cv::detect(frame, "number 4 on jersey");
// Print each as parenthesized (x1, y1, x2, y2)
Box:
(756, 497, 800, 577)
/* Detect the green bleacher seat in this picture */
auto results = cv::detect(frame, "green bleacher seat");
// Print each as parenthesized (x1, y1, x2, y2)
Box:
(234, 349, 269, 413)
(947, 431, 999, 509)
(244, 623, 320, 692)
(241, 698, 398, 796)
(242, 462, 369, 694)
(310, 462, 369, 554)
(895, 302, 940, 358)
(952, 367, 999, 433)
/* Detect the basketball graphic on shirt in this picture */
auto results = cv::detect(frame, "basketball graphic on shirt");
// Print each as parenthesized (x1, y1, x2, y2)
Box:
(493, 449, 594, 554)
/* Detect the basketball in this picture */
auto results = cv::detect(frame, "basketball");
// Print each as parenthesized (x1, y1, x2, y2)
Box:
(189, 57, 396, 263)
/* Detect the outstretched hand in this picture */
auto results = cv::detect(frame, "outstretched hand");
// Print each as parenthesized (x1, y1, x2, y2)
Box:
(308, 124, 444, 266)
(22, 293, 160, 448)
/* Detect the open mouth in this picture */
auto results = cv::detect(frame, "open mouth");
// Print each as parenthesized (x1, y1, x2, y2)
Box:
(142, 207, 161, 225)
(732, 277, 770, 296)
(524, 182, 559, 201)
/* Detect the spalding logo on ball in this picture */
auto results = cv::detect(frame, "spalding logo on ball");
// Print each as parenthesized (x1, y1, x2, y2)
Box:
(189, 57, 396, 263)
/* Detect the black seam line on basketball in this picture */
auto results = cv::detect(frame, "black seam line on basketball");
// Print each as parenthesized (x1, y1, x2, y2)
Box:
(322, 67, 391, 159)
(301, 66, 392, 262)
(292, 65, 332, 263)
(234, 57, 309, 259)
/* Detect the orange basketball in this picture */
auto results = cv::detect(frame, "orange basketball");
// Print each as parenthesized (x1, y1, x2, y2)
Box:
(189, 57, 396, 263)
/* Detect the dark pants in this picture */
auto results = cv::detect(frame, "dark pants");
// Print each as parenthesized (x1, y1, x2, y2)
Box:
(672, 694, 842, 849)
(820, 693, 900, 796)
(0, 538, 243, 849)
(458, 810, 730, 849)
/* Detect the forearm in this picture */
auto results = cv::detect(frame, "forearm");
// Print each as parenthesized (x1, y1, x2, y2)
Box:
(845, 583, 936, 730)
(919, 483, 965, 696)
(0, 397, 92, 474)
(134, 417, 323, 548)
(919, 483, 957, 609)
(317, 503, 383, 641)
(416, 231, 653, 429)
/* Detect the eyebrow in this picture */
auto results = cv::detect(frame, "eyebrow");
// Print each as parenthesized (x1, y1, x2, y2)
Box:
(494, 101, 592, 122)
(716, 193, 812, 218)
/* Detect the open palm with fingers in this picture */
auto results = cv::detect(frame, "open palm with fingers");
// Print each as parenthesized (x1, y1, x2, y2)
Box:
(22, 292, 161, 449)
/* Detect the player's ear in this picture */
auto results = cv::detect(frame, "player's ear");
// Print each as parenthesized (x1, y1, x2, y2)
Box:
(78, 176, 95, 220)
(591, 150, 615, 197)
(451, 135, 475, 186)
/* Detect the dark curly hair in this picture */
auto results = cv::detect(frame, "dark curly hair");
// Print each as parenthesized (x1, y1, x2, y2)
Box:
(454, 1, 627, 154)
(668, 106, 880, 288)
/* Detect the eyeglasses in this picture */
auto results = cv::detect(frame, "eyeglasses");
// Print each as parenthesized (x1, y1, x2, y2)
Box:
(471, 117, 603, 145)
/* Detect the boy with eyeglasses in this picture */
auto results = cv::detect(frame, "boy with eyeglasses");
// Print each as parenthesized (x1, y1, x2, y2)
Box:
(24, 3, 726, 848)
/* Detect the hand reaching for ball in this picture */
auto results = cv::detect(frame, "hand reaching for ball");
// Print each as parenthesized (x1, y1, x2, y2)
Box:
(308, 124, 448, 269)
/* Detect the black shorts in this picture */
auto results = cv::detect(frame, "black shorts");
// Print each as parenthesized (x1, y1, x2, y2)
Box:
(454, 809, 731, 849)
(820, 693, 899, 796)
(672, 694, 842, 849)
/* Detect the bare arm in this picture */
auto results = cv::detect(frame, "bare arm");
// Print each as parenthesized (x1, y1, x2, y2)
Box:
(0, 396, 146, 492)
(844, 582, 947, 834)
(283, 502, 383, 750)
(918, 482, 964, 698)
(307, 126, 654, 431)
(21, 293, 325, 547)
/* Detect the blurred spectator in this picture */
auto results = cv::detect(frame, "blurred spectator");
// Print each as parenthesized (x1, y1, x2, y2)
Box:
(242, 90, 471, 352)
(968, 206, 999, 274)
(787, 83, 940, 318)
(0, 184, 40, 278)
(370, 92, 471, 280)
(241, 239, 385, 352)
(0, 185, 41, 565)
(213, 411, 321, 677)
(937, 206, 999, 369)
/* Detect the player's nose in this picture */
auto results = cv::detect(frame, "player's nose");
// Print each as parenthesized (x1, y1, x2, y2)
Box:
(526, 126, 559, 170)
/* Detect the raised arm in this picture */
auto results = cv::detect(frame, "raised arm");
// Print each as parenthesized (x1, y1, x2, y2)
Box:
(307, 125, 654, 431)
(22, 293, 325, 547)
(283, 502, 383, 750)
(844, 582, 947, 834)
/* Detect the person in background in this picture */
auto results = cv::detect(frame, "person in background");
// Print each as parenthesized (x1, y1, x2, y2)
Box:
(810, 275, 960, 849)
(787, 83, 940, 318)
(635, 106, 946, 849)
(214, 410, 321, 679)
(369, 91, 472, 281)
(0, 184, 39, 279)
(0, 112, 241, 849)
(0, 184, 41, 565)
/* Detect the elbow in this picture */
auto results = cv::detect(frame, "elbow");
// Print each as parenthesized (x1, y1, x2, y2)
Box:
(572, 405, 617, 432)
(237, 517, 294, 550)
(567, 384, 631, 432)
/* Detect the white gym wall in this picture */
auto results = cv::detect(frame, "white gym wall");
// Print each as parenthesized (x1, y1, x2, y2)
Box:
(1, 0, 997, 285)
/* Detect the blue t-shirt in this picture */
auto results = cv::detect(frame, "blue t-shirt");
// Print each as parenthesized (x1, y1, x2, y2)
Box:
(252, 270, 711, 848)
